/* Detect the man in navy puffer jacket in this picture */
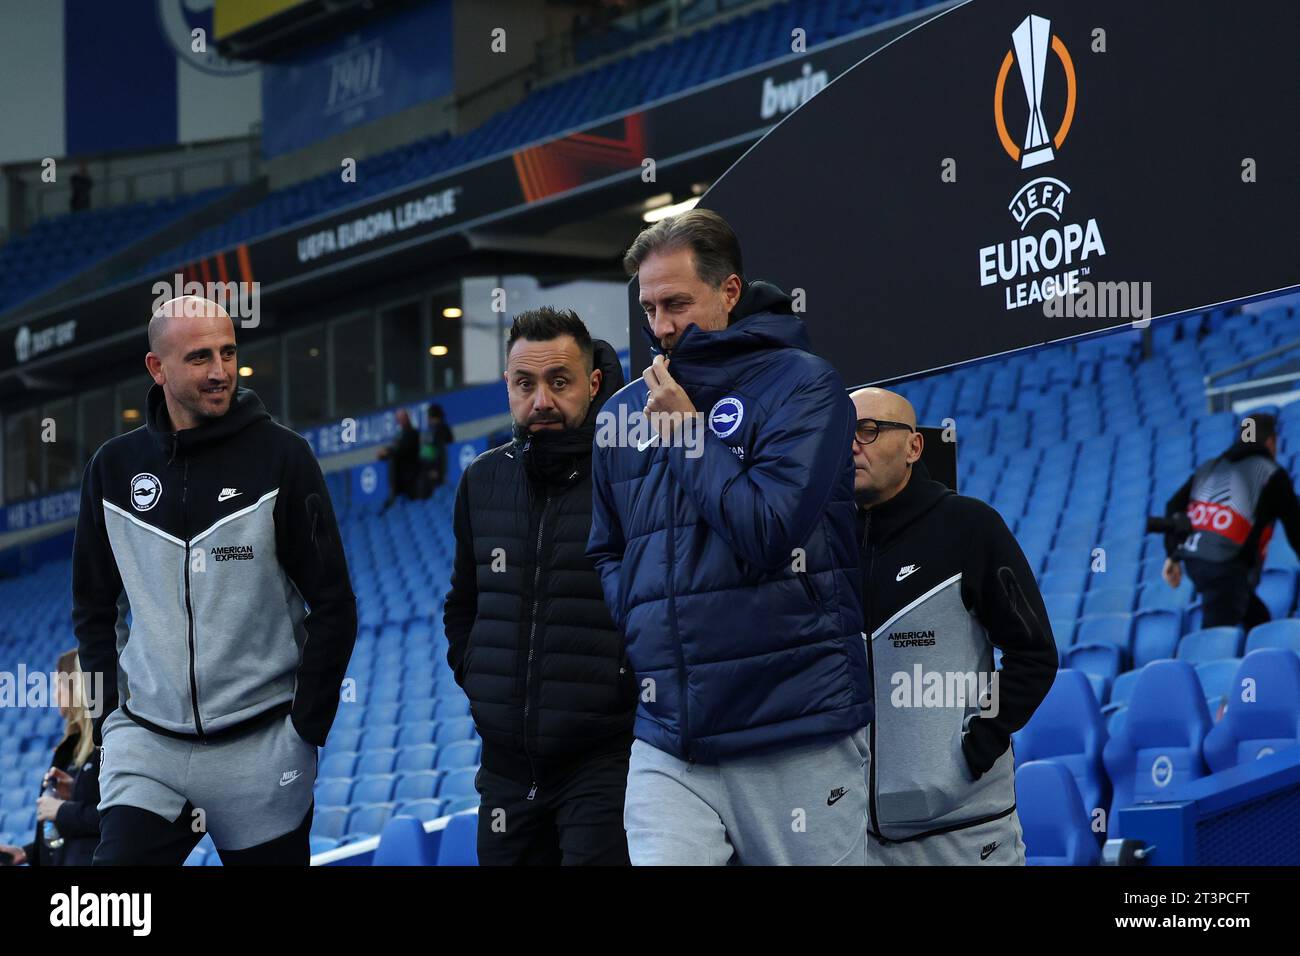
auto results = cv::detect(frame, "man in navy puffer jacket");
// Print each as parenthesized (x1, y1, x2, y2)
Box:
(588, 209, 872, 865)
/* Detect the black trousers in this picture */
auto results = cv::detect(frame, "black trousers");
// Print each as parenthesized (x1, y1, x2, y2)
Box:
(474, 750, 630, 866)
(92, 801, 313, 866)
(1183, 557, 1271, 631)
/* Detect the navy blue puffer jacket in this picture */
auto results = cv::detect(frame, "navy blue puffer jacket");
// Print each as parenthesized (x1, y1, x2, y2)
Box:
(587, 281, 871, 762)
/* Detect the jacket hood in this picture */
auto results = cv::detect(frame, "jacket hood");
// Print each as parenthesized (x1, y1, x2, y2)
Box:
(641, 279, 810, 367)
(146, 383, 271, 461)
(587, 337, 626, 423)
(859, 459, 953, 546)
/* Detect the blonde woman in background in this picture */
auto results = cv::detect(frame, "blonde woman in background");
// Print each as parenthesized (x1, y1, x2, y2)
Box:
(0, 649, 102, 865)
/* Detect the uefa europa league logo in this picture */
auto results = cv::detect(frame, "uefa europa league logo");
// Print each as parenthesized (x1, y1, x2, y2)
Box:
(994, 14, 1076, 169)
(1012, 15, 1054, 168)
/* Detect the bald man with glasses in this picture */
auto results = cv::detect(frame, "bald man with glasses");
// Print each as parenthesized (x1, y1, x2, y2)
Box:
(850, 387, 1057, 865)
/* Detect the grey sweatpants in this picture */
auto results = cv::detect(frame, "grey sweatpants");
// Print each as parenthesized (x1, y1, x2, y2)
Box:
(98, 708, 317, 850)
(867, 811, 1026, 865)
(624, 729, 869, 865)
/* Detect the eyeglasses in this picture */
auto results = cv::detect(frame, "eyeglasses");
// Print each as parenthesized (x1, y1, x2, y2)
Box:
(854, 418, 914, 445)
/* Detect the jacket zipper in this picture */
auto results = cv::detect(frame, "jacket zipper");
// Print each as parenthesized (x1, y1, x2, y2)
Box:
(863, 511, 880, 840)
(523, 491, 549, 799)
(181, 457, 205, 738)
(666, 502, 690, 762)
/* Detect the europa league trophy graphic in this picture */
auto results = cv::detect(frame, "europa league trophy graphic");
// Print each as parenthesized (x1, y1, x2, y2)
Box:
(1013, 14, 1054, 169)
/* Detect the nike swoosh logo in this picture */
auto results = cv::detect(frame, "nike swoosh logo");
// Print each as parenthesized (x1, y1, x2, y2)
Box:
(218, 491, 242, 501)
(636, 435, 660, 452)
(827, 789, 848, 806)
(980, 841, 1000, 860)
(896, 565, 919, 581)
(279, 771, 301, 787)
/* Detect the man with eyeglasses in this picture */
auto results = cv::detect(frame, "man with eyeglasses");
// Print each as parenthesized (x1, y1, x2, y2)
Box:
(850, 387, 1056, 865)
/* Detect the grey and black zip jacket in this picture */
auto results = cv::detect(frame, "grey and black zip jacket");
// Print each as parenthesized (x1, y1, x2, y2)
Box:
(859, 461, 1056, 842)
(72, 384, 357, 748)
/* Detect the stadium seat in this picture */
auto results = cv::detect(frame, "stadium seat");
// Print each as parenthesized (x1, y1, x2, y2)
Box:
(397, 798, 447, 822)
(438, 767, 478, 800)
(1016, 761, 1101, 865)
(1194, 658, 1242, 717)
(315, 778, 353, 807)
(1011, 670, 1109, 817)
(1245, 618, 1300, 655)
(310, 836, 340, 855)
(436, 810, 479, 865)
(352, 773, 397, 804)
(347, 802, 397, 837)
(394, 771, 441, 802)
(1257, 569, 1297, 618)
(319, 752, 358, 779)
(1061, 644, 1122, 701)
(1203, 649, 1300, 771)
(313, 807, 352, 840)
(372, 815, 437, 866)
(1102, 660, 1212, 837)
(1131, 609, 1182, 668)
(436, 740, 480, 769)
(1177, 626, 1244, 663)
(434, 717, 477, 744)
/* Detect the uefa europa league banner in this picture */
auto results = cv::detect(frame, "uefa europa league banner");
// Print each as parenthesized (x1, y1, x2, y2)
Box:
(629, 0, 1300, 387)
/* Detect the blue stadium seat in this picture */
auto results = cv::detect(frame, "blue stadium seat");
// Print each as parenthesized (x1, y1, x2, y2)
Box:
(319, 752, 358, 779)
(434, 717, 477, 744)
(1177, 626, 1244, 663)
(1245, 618, 1300, 655)
(347, 802, 397, 837)
(313, 806, 352, 840)
(436, 810, 479, 865)
(438, 767, 478, 800)
(1074, 613, 1133, 661)
(352, 773, 397, 804)
(315, 778, 353, 807)
(395, 744, 440, 772)
(372, 814, 437, 866)
(1131, 609, 1182, 668)
(1194, 658, 1242, 716)
(310, 836, 340, 855)
(397, 798, 447, 822)
(436, 740, 480, 769)
(441, 796, 481, 815)
(356, 749, 399, 775)
(1257, 569, 1297, 618)
(1016, 761, 1100, 866)
(1203, 649, 1300, 771)
(1061, 645, 1122, 701)
(1102, 660, 1211, 837)
(394, 771, 441, 802)
(1011, 670, 1109, 816)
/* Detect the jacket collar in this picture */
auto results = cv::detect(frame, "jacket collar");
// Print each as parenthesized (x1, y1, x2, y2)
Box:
(858, 459, 952, 547)
(146, 383, 270, 461)
(640, 279, 808, 388)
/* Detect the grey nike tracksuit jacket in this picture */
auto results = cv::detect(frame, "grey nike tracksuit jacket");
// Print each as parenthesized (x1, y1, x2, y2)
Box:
(858, 462, 1057, 851)
(72, 384, 357, 749)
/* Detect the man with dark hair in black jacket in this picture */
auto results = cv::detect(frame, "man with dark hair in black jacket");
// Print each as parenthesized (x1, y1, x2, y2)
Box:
(851, 387, 1057, 864)
(379, 408, 421, 511)
(444, 307, 636, 865)
(73, 296, 356, 866)
(1162, 412, 1300, 629)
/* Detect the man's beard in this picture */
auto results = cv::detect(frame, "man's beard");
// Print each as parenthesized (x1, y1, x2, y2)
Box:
(182, 386, 231, 422)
